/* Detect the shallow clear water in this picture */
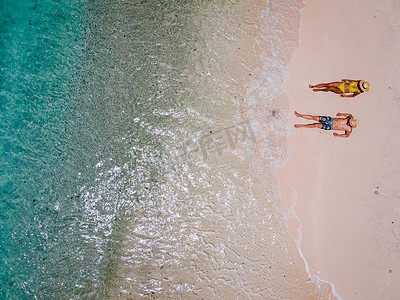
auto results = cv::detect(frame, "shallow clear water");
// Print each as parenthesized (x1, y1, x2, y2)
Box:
(1, 0, 337, 298)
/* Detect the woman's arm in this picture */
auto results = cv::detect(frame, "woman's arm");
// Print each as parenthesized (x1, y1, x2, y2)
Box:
(340, 92, 359, 98)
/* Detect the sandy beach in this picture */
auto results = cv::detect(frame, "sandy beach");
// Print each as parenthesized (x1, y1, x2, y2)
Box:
(280, 0, 400, 298)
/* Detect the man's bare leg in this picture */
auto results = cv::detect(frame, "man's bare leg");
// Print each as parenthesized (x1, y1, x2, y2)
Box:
(294, 111, 319, 121)
(294, 123, 323, 129)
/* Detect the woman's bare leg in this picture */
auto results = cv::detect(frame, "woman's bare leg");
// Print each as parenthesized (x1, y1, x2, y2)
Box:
(312, 86, 343, 94)
(309, 81, 343, 88)
(312, 87, 330, 92)
(309, 83, 329, 88)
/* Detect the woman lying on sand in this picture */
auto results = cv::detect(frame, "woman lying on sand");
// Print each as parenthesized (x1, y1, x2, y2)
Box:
(294, 111, 358, 138)
(309, 79, 370, 98)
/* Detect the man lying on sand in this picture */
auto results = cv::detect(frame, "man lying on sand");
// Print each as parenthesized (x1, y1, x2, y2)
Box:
(294, 111, 358, 138)
(309, 79, 370, 98)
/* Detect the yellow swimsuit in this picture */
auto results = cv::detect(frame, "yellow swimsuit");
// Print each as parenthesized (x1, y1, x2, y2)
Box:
(338, 81, 358, 93)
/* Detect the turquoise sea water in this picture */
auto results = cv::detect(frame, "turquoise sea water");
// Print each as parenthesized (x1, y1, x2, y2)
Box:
(1, 0, 92, 298)
(1, 0, 201, 298)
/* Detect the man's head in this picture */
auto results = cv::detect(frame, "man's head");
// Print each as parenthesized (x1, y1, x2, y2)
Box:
(349, 117, 359, 128)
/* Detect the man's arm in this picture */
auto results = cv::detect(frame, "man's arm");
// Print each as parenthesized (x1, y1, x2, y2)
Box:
(333, 131, 351, 138)
(336, 112, 352, 117)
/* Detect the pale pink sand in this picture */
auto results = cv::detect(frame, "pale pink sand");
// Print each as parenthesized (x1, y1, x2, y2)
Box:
(280, 0, 400, 299)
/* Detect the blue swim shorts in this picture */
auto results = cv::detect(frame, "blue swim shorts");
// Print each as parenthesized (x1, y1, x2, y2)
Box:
(319, 116, 332, 130)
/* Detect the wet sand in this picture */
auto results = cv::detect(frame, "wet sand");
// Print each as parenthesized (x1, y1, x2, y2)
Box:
(280, 0, 400, 298)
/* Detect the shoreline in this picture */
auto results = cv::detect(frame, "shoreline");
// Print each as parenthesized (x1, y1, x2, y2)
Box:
(280, 0, 400, 298)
